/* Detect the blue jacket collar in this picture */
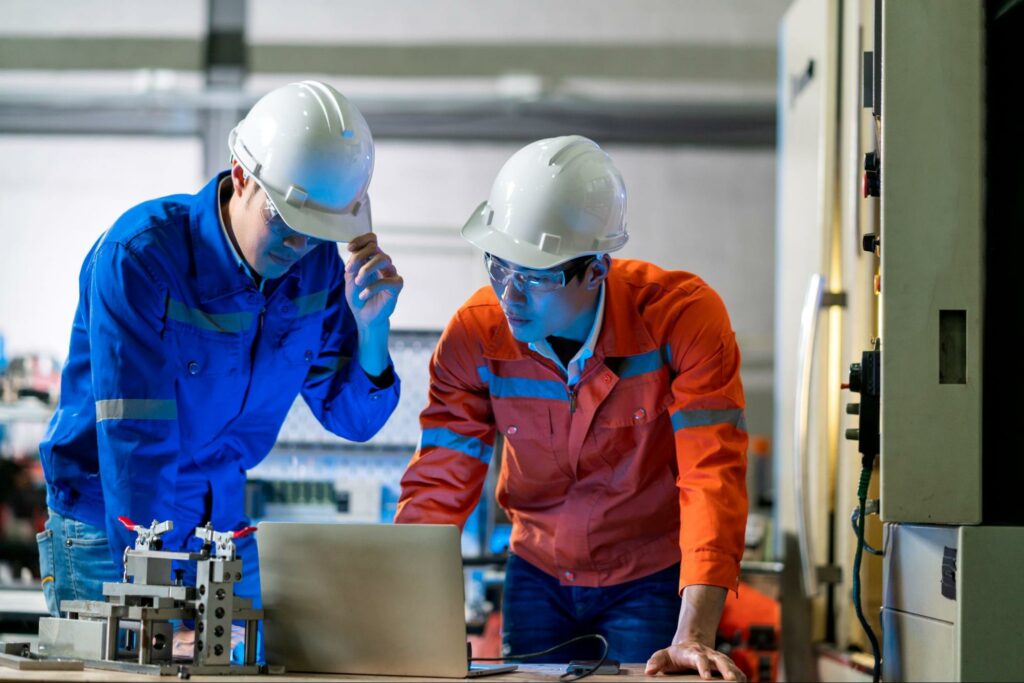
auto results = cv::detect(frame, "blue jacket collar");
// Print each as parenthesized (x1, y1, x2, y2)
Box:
(190, 172, 304, 303)
(191, 172, 253, 304)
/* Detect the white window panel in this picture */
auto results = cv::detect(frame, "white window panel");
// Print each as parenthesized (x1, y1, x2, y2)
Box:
(607, 144, 776, 342)
(0, 0, 206, 38)
(0, 135, 204, 360)
(248, 0, 786, 46)
(0, 70, 205, 95)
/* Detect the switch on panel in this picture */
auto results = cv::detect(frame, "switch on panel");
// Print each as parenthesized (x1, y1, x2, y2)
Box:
(863, 152, 881, 198)
(845, 347, 880, 459)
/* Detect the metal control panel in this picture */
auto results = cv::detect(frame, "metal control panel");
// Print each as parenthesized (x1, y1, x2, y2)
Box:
(878, 0, 984, 524)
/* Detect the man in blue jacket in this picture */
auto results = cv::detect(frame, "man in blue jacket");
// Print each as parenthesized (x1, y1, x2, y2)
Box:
(36, 81, 403, 622)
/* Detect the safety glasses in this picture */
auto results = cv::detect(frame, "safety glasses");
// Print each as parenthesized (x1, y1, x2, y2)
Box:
(485, 254, 592, 294)
(260, 193, 324, 247)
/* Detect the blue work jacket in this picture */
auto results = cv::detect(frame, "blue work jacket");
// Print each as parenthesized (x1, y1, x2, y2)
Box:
(39, 173, 400, 597)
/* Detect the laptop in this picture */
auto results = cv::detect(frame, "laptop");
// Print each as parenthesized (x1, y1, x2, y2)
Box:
(257, 522, 518, 678)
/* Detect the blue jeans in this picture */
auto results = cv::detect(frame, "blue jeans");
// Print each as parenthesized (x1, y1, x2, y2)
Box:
(36, 507, 120, 616)
(502, 554, 681, 663)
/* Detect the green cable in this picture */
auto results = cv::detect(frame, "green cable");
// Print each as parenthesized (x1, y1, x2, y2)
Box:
(852, 463, 881, 683)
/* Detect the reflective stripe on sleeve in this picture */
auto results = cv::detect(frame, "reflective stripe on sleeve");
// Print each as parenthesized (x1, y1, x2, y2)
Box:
(420, 427, 494, 464)
(96, 399, 178, 422)
(671, 408, 747, 432)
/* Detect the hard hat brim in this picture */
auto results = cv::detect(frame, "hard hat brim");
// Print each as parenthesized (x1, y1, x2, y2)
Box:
(267, 185, 373, 243)
(461, 202, 577, 270)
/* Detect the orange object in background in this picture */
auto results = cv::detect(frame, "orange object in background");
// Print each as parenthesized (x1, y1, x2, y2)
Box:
(717, 580, 780, 682)
(467, 610, 503, 660)
(750, 435, 771, 458)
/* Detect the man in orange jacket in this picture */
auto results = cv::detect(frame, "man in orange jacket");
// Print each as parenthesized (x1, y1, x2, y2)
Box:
(396, 136, 748, 681)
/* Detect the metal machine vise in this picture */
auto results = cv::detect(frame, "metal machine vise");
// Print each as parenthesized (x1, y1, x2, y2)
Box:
(35, 518, 264, 676)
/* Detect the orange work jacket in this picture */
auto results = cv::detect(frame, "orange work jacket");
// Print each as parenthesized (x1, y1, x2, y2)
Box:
(396, 259, 748, 594)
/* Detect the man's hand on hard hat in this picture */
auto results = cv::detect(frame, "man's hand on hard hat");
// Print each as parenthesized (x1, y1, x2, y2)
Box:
(344, 232, 404, 379)
(644, 585, 746, 681)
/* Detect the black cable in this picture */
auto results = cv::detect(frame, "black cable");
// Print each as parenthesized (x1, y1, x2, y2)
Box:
(470, 633, 610, 681)
(852, 461, 882, 683)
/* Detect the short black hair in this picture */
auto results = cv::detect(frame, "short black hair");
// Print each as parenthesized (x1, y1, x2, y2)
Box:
(560, 255, 597, 283)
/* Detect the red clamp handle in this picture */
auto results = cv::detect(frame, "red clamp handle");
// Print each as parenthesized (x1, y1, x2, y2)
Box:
(233, 526, 258, 539)
(117, 516, 138, 530)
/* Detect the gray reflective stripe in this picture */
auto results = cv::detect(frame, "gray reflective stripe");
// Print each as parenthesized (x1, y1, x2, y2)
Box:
(96, 399, 177, 422)
(420, 427, 494, 464)
(671, 408, 746, 432)
(618, 345, 671, 379)
(167, 299, 253, 334)
(293, 289, 329, 317)
(308, 354, 351, 382)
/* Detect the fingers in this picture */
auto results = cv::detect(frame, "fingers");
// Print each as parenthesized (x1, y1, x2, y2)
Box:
(644, 648, 671, 675)
(700, 651, 745, 681)
(354, 252, 394, 286)
(644, 643, 746, 681)
(694, 651, 712, 679)
(710, 652, 746, 682)
(346, 232, 377, 251)
(356, 275, 404, 302)
(345, 236, 397, 287)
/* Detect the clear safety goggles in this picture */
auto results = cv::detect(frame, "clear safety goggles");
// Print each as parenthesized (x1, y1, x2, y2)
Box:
(260, 192, 324, 247)
(484, 253, 591, 294)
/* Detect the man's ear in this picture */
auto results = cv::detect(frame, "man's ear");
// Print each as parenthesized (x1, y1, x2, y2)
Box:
(586, 254, 611, 290)
(229, 160, 249, 197)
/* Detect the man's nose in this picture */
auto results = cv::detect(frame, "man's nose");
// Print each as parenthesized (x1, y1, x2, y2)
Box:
(283, 233, 309, 251)
(499, 278, 526, 304)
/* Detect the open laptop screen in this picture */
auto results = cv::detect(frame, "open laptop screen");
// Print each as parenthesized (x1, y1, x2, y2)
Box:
(258, 522, 483, 678)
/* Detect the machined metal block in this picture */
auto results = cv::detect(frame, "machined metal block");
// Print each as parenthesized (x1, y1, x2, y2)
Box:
(126, 555, 172, 585)
(134, 619, 173, 665)
(212, 559, 241, 583)
(37, 617, 107, 660)
(102, 583, 190, 600)
(195, 558, 237, 667)
(0, 646, 83, 671)
(58, 599, 112, 617)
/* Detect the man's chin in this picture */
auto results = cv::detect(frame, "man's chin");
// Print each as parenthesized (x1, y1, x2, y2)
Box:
(506, 321, 542, 344)
(259, 258, 295, 279)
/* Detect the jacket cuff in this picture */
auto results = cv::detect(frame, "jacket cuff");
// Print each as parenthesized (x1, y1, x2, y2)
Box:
(365, 363, 396, 389)
(679, 549, 741, 597)
(352, 356, 399, 392)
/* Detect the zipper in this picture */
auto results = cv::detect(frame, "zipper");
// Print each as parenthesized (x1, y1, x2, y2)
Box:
(565, 359, 607, 415)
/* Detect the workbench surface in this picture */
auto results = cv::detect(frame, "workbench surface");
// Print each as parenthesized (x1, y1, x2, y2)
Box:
(0, 663, 707, 681)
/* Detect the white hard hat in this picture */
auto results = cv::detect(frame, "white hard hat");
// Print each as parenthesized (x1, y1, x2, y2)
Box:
(461, 135, 628, 269)
(228, 80, 374, 242)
